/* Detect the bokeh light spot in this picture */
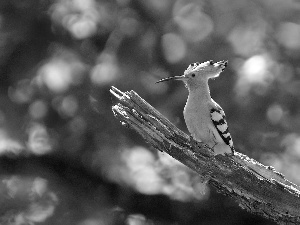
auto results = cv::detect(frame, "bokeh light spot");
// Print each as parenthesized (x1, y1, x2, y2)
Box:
(8, 79, 34, 104)
(267, 104, 284, 124)
(122, 147, 163, 195)
(235, 55, 275, 96)
(37, 60, 73, 93)
(228, 23, 266, 57)
(242, 55, 268, 83)
(126, 214, 147, 225)
(103, 146, 209, 201)
(0, 129, 23, 155)
(3, 176, 58, 224)
(29, 100, 48, 120)
(277, 22, 300, 50)
(282, 134, 300, 158)
(27, 123, 53, 155)
(68, 16, 97, 39)
(73, 0, 95, 11)
(60, 95, 78, 117)
(90, 54, 119, 85)
(174, 3, 213, 42)
(161, 33, 186, 64)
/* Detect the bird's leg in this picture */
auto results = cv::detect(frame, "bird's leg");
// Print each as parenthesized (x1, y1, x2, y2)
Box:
(209, 131, 217, 153)
(211, 142, 217, 153)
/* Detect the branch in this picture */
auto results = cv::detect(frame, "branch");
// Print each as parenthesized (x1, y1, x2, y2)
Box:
(110, 86, 300, 224)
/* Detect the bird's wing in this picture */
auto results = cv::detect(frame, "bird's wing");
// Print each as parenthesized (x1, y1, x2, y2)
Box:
(210, 105, 235, 152)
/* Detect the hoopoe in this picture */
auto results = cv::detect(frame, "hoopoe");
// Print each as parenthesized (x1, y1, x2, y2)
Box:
(157, 60, 234, 155)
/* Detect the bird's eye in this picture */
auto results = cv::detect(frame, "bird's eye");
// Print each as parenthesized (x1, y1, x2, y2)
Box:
(209, 60, 214, 65)
(191, 73, 195, 77)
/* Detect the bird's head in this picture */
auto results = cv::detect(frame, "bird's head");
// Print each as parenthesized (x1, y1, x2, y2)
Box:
(156, 60, 228, 89)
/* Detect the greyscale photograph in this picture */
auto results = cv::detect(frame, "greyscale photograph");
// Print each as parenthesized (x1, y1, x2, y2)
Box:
(0, 0, 300, 224)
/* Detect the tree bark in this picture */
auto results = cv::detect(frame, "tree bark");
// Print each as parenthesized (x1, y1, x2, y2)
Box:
(110, 86, 300, 224)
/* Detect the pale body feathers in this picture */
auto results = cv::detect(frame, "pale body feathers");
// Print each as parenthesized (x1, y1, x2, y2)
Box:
(183, 84, 234, 154)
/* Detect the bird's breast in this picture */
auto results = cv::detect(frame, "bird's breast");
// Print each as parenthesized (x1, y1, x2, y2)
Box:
(183, 99, 211, 142)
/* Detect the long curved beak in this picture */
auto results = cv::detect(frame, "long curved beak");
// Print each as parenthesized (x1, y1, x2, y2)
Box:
(156, 75, 186, 83)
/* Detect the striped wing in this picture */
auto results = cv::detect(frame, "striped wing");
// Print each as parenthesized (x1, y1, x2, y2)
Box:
(210, 107, 235, 152)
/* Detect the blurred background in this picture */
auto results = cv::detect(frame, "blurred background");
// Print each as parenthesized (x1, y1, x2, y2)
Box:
(0, 0, 300, 224)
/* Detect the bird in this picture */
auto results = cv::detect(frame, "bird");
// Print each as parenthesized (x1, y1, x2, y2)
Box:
(156, 60, 235, 155)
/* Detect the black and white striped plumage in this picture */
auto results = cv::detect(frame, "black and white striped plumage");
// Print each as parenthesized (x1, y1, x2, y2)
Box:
(210, 107, 235, 152)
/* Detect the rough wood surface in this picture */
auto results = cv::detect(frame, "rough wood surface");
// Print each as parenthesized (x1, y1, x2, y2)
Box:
(110, 86, 300, 224)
